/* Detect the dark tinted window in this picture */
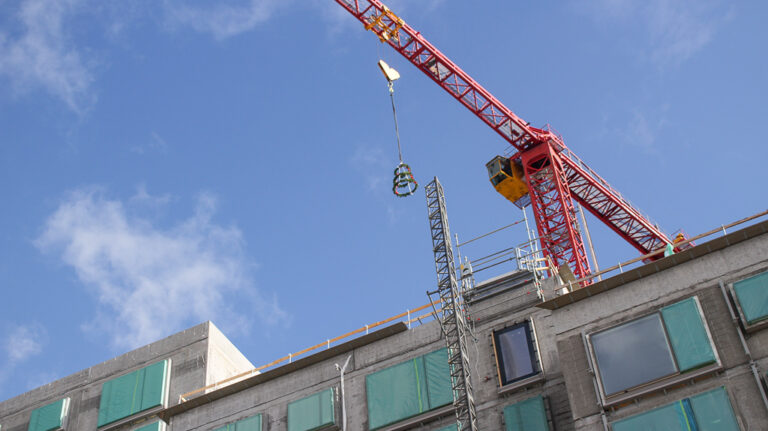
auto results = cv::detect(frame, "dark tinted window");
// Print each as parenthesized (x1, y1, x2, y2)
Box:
(494, 322, 539, 385)
(591, 314, 677, 395)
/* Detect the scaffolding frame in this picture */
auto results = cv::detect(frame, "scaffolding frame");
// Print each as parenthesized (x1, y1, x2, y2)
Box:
(425, 177, 478, 431)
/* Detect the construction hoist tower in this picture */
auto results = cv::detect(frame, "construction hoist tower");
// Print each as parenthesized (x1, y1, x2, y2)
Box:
(425, 177, 478, 431)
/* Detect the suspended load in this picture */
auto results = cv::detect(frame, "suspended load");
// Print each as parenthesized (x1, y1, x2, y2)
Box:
(393, 162, 417, 197)
(378, 59, 418, 197)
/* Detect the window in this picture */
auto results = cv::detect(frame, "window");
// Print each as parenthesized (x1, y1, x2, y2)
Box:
(213, 414, 262, 431)
(28, 398, 69, 431)
(732, 271, 768, 327)
(493, 321, 541, 387)
(612, 387, 739, 431)
(287, 389, 335, 431)
(97, 359, 169, 428)
(134, 422, 166, 431)
(589, 297, 717, 402)
(503, 395, 549, 431)
(366, 348, 453, 430)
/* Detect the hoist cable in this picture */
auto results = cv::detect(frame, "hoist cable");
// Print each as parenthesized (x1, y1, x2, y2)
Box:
(388, 82, 403, 163)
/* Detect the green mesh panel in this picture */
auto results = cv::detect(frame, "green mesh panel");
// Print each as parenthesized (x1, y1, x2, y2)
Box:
(734, 272, 768, 324)
(612, 402, 691, 431)
(424, 349, 453, 409)
(367, 359, 421, 429)
(134, 421, 164, 431)
(97, 360, 169, 427)
(366, 348, 453, 430)
(287, 388, 335, 431)
(28, 398, 68, 431)
(233, 415, 262, 431)
(140, 361, 167, 412)
(689, 387, 740, 431)
(414, 354, 429, 412)
(212, 414, 262, 431)
(434, 424, 458, 431)
(661, 298, 716, 371)
(503, 395, 549, 431)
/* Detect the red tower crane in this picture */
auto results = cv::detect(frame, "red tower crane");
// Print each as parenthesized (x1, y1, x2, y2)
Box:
(333, 0, 672, 281)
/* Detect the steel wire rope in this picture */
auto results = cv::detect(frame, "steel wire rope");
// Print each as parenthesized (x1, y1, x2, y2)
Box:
(384, 64, 417, 196)
(389, 82, 404, 163)
(374, 37, 404, 163)
(457, 219, 526, 247)
(473, 257, 518, 274)
(472, 246, 517, 265)
(427, 295, 449, 340)
(474, 254, 518, 271)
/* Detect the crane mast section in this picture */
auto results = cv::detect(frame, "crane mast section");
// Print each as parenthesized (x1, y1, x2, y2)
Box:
(522, 143, 592, 279)
(333, 0, 541, 151)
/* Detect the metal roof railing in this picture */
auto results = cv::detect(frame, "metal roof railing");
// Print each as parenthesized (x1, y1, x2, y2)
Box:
(178, 300, 442, 403)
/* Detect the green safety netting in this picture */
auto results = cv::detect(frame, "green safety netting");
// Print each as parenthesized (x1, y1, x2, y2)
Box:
(287, 388, 334, 431)
(28, 398, 68, 431)
(424, 349, 453, 409)
(213, 414, 262, 431)
(97, 359, 168, 427)
(366, 348, 452, 430)
(613, 387, 739, 431)
(689, 387, 740, 431)
(503, 395, 548, 431)
(733, 271, 768, 324)
(134, 421, 164, 431)
(612, 401, 692, 431)
(661, 298, 716, 372)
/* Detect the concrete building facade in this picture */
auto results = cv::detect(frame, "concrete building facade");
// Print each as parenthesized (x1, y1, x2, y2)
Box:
(2, 219, 767, 431)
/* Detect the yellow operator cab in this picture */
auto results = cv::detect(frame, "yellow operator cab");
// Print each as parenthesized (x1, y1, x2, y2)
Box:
(486, 155, 530, 209)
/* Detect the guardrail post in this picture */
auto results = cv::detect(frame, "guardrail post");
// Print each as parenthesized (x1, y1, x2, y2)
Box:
(407, 309, 411, 328)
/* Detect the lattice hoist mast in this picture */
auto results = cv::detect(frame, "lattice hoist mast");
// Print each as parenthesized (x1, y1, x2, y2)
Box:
(425, 177, 478, 431)
(333, 0, 674, 282)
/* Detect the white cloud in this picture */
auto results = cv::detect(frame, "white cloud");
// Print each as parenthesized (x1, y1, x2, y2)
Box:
(585, 0, 729, 67)
(130, 184, 172, 207)
(597, 106, 670, 158)
(350, 145, 392, 192)
(0, 0, 94, 112)
(623, 111, 657, 155)
(35, 188, 288, 350)
(130, 131, 169, 155)
(163, 0, 284, 39)
(4, 323, 46, 363)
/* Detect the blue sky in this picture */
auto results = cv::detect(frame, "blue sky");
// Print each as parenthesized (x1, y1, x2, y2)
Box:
(1, 0, 766, 400)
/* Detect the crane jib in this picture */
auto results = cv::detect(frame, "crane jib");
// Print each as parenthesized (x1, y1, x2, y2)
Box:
(333, 0, 674, 279)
